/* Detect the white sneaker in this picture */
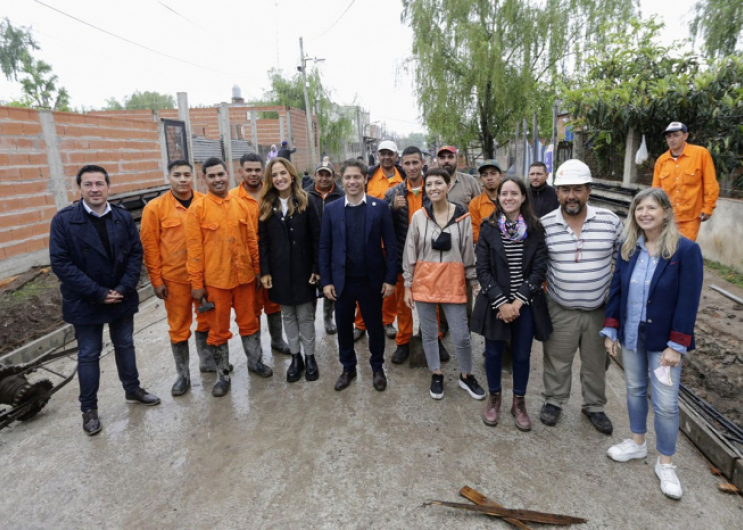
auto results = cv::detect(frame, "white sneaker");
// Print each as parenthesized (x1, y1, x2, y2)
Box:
(607, 439, 647, 462)
(655, 457, 683, 499)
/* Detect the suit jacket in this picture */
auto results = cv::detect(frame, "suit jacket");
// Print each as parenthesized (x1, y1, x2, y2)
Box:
(50, 201, 142, 325)
(319, 196, 397, 297)
(603, 237, 703, 351)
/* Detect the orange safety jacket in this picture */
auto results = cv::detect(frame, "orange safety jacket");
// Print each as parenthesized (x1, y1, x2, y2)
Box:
(228, 183, 259, 230)
(469, 191, 497, 244)
(140, 189, 204, 287)
(366, 166, 404, 199)
(652, 143, 719, 223)
(186, 192, 260, 291)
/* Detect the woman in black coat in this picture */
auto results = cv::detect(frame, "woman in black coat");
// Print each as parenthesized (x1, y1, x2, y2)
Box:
(259, 158, 321, 383)
(471, 177, 551, 431)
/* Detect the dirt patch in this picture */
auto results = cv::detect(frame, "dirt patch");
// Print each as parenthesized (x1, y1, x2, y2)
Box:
(0, 270, 64, 355)
(682, 268, 743, 427)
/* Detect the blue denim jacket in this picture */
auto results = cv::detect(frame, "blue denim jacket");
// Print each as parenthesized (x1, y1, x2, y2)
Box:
(600, 237, 686, 354)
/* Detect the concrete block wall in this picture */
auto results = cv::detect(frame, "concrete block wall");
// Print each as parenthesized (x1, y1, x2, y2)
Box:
(697, 197, 743, 271)
(0, 106, 166, 278)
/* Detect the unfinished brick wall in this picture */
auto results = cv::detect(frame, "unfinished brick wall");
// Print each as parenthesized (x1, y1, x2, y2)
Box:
(0, 107, 166, 277)
(0, 108, 57, 263)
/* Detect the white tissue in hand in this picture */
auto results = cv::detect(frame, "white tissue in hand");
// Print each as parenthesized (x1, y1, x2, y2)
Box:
(654, 365, 672, 386)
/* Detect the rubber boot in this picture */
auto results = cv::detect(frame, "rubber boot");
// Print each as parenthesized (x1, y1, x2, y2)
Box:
(305, 354, 319, 381)
(170, 341, 191, 396)
(267, 312, 291, 354)
(242, 332, 273, 378)
(211, 343, 231, 397)
(195, 330, 216, 372)
(286, 353, 304, 383)
(323, 298, 337, 335)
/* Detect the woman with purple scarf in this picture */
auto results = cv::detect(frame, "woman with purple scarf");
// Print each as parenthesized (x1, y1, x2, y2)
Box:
(471, 177, 552, 431)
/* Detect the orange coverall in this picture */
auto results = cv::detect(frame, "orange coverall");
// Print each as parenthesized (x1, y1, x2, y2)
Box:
(229, 184, 282, 317)
(186, 192, 261, 346)
(140, 190, 209, 343)
(652, 143, 720, 241)
(356, 166, 404, 330)
(469, 191, 497, 245)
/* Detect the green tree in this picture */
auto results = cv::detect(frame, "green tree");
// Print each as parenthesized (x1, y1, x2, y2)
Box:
(402, 0, 638, 159)
(1, 18, 69, 110)
(0, 18, 38, 80)
(691, 0, 743, 58)
(563, 18, 743, 181)
(103, 97, 123, 110)
(253, 69, 353, 160)
(125, 91, 175, 110)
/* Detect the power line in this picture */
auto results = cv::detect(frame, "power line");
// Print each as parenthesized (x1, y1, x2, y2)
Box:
(156, 1, 201, 28)
(32, 0, 245, 79)
(309, 0, 358, 40)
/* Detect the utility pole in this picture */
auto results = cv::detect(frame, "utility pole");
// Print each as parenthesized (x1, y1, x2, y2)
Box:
(299, 37, 318, 168)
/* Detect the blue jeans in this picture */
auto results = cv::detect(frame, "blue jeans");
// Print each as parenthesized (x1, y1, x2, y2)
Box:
(622, 327, 682, 457)
(485, 305, 534, 396)
(75, 315, 140, 412)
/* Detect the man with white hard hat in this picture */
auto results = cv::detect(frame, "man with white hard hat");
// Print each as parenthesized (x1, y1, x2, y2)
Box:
(538, 159, 623, 435)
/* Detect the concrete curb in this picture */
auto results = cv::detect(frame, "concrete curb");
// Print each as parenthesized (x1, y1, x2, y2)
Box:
(0, 284, 154, 367)
(613, 352, 742, 491)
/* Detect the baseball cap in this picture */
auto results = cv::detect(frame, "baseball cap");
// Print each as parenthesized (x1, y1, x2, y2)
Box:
(553, 160, 592, 186)
(662, 122, 687, 136)
(437, 145, 457, 156)
(315, 162, 334, 174)
(478, 159, 503, 173)
(378, 140, 398, 153)
(281, 140, 288, 146)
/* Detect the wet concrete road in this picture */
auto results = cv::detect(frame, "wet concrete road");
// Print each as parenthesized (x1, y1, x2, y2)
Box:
(1, 297, 741, 529)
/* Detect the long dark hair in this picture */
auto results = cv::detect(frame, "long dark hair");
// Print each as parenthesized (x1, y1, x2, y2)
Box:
(493, 176, 544, 235)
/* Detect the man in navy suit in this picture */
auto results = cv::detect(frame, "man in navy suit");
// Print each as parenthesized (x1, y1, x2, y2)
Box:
(320, 159, 397, 392)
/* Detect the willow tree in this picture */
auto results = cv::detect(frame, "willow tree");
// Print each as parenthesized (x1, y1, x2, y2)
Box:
(402, 0, 638, 158)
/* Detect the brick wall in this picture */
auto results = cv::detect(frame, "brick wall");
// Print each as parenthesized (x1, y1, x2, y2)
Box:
(0, 107, 165, 276)
(0, 108, 56, 263)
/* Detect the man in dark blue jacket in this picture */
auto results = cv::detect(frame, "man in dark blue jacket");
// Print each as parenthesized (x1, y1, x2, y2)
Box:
(50, 165, 160, 436)
(319, 159, 397, 392)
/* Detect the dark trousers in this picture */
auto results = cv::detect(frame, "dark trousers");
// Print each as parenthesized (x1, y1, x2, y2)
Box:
(485, 305, 534, 396)
(75, 315, 140, 412)
(335, 277, 385, 372)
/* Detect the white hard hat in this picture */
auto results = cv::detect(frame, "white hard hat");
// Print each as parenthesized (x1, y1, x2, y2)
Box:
(553, 160, 592, 186)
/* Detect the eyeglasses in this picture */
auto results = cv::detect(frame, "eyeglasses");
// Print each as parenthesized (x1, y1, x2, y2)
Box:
(575, 240, 584, 262)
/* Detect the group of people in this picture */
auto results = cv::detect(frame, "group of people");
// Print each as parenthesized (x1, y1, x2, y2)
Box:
(49, 121, 718, 500)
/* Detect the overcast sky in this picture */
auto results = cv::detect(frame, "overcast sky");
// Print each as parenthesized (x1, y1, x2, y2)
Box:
(1, 0, 698, 136)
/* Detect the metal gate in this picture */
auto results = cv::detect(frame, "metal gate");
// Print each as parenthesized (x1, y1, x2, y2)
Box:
(163, 119, 189, 164)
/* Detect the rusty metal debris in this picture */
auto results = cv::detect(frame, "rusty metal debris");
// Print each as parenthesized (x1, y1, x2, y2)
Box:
(424, 485, 588, 526)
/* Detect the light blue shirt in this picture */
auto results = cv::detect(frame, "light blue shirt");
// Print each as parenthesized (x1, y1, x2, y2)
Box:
(600, 237, 687, 354)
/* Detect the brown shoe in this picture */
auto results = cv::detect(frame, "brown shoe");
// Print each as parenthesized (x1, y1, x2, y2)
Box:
(482, 393, 501, 426)
(334, 370, 357, 391)
(511, 395, 531, 431)
(372, 370, 387, 391)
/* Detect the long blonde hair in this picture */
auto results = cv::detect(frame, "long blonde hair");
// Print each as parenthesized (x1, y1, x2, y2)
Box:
(621, 188, 679, 261)
(259, 157, 308, 221)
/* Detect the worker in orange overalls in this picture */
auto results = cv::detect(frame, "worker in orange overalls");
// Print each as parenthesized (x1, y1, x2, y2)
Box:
(141, 159, 209, 396)
(354, 140, 405, 341)
(229, 152, 291, 355)
(186, 157, 269, 397)
(652, 121, 720, 241)
(469, 160, 502, 245)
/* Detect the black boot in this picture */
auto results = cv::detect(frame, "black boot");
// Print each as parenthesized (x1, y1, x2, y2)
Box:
(170, 341, 190, 396)
(195, 330, 216, 372)
(305, 354, 319, 381)
(211, 344, 231, 397)
(323, 298, 337, 334)
(286, 353, 304, 383)
(267, 312, 291, 354)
